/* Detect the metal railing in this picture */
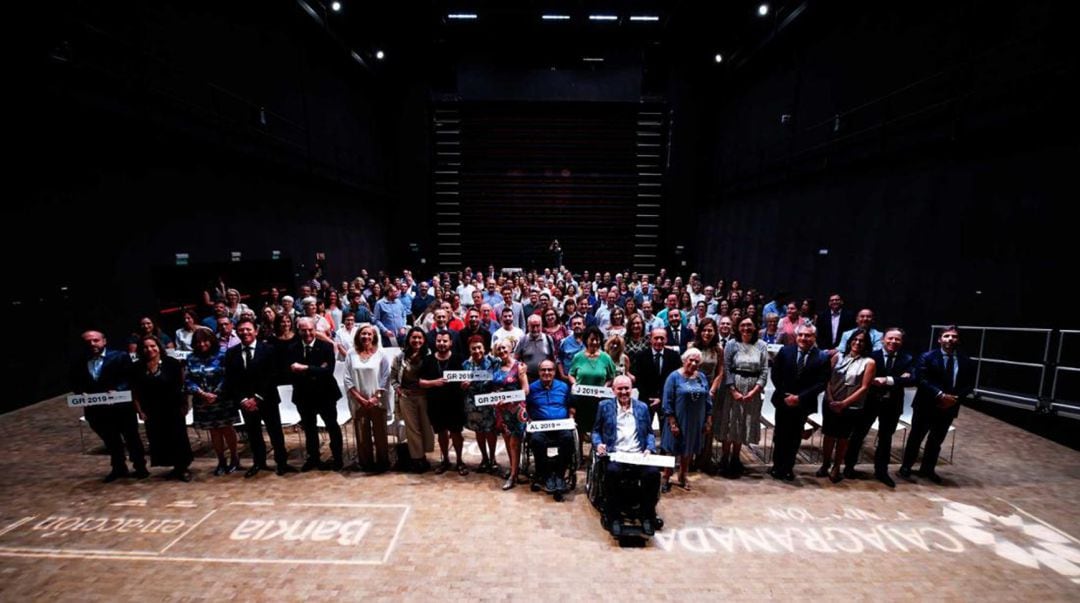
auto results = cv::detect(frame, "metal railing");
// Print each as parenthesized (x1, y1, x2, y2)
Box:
(928, 325, 1053, 411)
(1051, 330, 1080, 418)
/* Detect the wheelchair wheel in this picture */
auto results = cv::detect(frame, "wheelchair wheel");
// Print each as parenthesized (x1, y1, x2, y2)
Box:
(566, 429, 580, 491)
(586, 452, 605, 510)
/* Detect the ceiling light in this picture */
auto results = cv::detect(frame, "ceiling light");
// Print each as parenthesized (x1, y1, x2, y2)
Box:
(629, 15, 659, 22)
(583, 57, 604, 62)
(541, 14, 570, 20)
(758, 4, 769, 16)
(714, 53, 723, 63)
(331, 1, 341, 12)
(589, 15, 618, 21)
(447, 13, 477, 20)
(375, 50, 385, 60)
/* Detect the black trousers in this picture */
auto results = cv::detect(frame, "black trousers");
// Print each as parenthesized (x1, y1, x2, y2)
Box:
(240, 399, 290, 468)
(86, 404, 145, 472)
(845, 397, 901, 474)
(771, 405, 808, 475)
(297, 400, 343, 463)
(604, 461, 661, 520)
(902, 405, 955, 473)
(528, 430, 575, 479)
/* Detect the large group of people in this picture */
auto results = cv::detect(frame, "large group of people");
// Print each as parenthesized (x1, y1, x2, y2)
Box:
(71, 264, 973, 524)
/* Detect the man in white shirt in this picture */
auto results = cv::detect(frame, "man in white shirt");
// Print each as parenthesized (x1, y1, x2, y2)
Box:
(491, 307, 524, 352)
(592, 375, 661, 536)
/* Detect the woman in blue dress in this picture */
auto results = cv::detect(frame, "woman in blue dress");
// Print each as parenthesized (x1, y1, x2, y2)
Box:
(185, 327, 239, 475)
(661, 347, 713, 492)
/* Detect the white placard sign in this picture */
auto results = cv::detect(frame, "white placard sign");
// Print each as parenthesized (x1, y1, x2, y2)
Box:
(67, 391, 134, 408)
(167, 350, 192, 361)
(609, 451, 676, 468)
(443, 370, 492, 382)
(526, 418, 577, 433)
(473, 389, 526, 406)
(766, 343, 783, 354)
(572, 384, 613, 398)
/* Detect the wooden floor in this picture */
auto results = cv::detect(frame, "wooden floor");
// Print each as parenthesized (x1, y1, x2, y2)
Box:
(1, 396, 1078, 601)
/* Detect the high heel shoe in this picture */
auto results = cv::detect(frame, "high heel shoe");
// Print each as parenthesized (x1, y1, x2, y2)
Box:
(502, 475, 517, 490)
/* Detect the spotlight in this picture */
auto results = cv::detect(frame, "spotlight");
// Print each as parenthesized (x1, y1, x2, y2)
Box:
(714, 53, 723, 63)
(447, 13, 477, 20)
(629, 15, 659, 22)
(375, 49, 385, 60)
(541, 14, 570, 20)
(758, 4, 769, 16)
(331, 1, 341, 12)
(589, 15, 618, 21)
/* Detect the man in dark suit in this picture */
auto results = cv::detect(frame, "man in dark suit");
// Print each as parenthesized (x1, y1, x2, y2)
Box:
(592, 375, 661, 536)
(664, 309, 691, 353)
(223, 318, 298, 477)
(843, 327, 915, 487)
(769, 324, 830, 481)
(425, 308, 459, 353)
(900, 325, 975, 484)
(631, 328, 682, 427)
(817, 292, 856, 352)
(289, 317, 345, 471)
(71, 330, 147, 482)
(456, 307, 491, 358)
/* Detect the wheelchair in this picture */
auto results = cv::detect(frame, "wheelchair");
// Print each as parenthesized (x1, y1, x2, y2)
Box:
(585, 448, 664, 541)
(520, 421, 579, 502)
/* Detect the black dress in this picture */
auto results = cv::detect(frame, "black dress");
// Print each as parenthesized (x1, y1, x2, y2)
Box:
(132, 356, 194, 468)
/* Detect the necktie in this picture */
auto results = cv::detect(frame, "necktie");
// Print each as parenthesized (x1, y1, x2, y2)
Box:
(672, 331, 679, 346)
(304, 345, 312, 360)
(90, 355, 102, 381)
(654, 352, 662, 374)
(945, 354, 955, 390)
(797, 351, 807, 376)
(886, 354, 895, 373)
(243, 346, 252, 368)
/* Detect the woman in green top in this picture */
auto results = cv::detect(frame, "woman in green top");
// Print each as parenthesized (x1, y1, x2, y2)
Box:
(568, 326, 617, 459)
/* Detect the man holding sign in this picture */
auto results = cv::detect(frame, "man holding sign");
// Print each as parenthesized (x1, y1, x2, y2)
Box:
(525, 360, 575, 495)
(70, 330, 147, 482)
(592, 376, 661, 536)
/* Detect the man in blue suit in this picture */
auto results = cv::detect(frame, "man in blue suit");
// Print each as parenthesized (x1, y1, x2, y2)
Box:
(900, 325, 975, 484)
(769, 324, 830, 481)
(592, 375, 661, 535)
(71, 330, 147, 482)
(843, 327, 915, 487)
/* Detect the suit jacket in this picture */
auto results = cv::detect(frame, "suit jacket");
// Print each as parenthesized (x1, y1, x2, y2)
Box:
(70, 349, 132, 394)
(817, 309, 857, 350)
(913, 348, 976, 418)
(222, 340, 282, 406)
(870, 348, 916, 411)
(592, 398, 656, 453)
(631, 347, 681, 402)
(664, 324, 692, 353)
(770, 344, 830, 415)
(286, 339, 342, 406)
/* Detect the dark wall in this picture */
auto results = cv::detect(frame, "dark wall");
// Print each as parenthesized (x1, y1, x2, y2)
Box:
(5, 2, 393, 412)
(693, 2, 1076, 349)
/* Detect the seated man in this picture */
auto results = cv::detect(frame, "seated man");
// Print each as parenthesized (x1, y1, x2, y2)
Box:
(592, 375, 661, 536)
(525, 360, 575, 494)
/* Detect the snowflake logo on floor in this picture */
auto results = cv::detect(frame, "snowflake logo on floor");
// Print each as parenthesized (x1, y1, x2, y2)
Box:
(931, 495, 1080, 584)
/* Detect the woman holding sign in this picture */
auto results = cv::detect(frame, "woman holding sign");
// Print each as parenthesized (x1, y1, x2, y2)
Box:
(660, 347, 713, 491)
(462, 335, 500, 474)
(568, 326, 617, 463)
(490, 340, 530, 490)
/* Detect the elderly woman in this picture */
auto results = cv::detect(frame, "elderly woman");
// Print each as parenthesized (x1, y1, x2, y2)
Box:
(132, 335, 193, 481)
(185, 327, 239, 475)
(224, 288, 251, 322)
(344, 324, 391, 473)
(718, 318, 770, 478)
(390, 327, 434, 472)
(624, 313, 649, 357)
(661, 347, 713, 491)
(759, 312, 781, 345)
(820, 328, 876, 483)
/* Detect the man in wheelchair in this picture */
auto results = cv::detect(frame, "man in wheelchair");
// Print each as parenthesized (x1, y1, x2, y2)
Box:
(591, 375, 662, 537)
(525, 360, 576, 495)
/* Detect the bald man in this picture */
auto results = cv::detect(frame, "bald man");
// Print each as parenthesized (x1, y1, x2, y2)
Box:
(71, 330, 146, 482)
